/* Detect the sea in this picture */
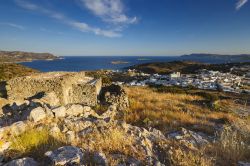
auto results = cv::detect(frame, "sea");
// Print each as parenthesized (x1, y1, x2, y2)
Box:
(20, 56, 245, 72)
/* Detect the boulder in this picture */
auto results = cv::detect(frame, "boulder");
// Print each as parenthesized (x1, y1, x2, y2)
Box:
(52, 106, 66, 118)
(44, 146, 84, 166)
(4, 157, 38, 166)
(39, 92, 60, 107)
(9, 121, 27, 136)
(66, 105, 84, 116)
(28, 107, 46, 122)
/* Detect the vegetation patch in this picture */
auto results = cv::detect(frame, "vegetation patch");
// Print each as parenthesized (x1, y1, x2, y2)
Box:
(0, 63, 38, 81)
(6, 127, 66, 161)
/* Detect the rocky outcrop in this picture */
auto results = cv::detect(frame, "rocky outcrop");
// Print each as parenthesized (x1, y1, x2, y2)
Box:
(45, 146, 84, 166)
(168, 127, 210, 149)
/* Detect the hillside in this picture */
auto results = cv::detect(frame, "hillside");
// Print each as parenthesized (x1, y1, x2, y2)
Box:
(0, 51, 59, 63)
(0, 63, 39, 81)
(181, 53, 250, 63)
(129, 61, 250, 75)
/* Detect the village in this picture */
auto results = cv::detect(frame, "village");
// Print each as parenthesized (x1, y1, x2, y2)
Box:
(112, 68, 250, 94)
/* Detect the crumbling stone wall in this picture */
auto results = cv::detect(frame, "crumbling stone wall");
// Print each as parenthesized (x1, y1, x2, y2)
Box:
(6, 72, 102, 106)
(100, 84, 129, 120)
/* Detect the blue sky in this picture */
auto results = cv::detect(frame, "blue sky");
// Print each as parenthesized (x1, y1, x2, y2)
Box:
(0, 0, 249, 56)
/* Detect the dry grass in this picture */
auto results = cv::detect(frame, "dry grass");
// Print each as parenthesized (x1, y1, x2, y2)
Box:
(124, 87, 237, 134)
(169, 147, 214, 166)
(213, 126, 250, 165)
(79, 127, 145, 164)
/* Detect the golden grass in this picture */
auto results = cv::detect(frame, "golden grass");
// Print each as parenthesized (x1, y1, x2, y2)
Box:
(169, 147, 214, 166)
(124, 87, 238, 134)
(79, 127, 145, 164)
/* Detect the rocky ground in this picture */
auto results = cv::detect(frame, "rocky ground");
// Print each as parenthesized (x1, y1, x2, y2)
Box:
(0, 84, 250, 166)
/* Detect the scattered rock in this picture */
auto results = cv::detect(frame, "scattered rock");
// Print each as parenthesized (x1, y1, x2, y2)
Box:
(92, 152, 108, 166)
(39, 92, 60, 107)
(65, 131, 76, 143)
(44, 146, 84, 166)
(49, 124, 61, 136)
(238, 161, 250, 166)
(52, 106, 66, 118)
(66, 105, 84, 116)
(4, 157, 38, 166)
(168, 128, 209, 149)
(28, 107, 46, 122)
(9, 121, 27, 136)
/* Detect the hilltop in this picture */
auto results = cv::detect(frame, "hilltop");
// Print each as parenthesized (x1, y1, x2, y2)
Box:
(0, 51, 59, 63)
(129, 61, 250, 75)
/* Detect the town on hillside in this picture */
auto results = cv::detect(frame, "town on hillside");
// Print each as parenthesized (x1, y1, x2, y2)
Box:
(110, 68, 250, 94)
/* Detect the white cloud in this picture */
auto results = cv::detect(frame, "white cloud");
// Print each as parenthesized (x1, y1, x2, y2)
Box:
(236, 0, 248, 10)
(80, 0, 137, 24)
(0, 22, 25, 30)
(15, 0, 121, 37)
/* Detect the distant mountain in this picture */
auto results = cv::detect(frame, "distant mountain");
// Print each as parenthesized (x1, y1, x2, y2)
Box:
(180, 53, 250, 63)
(0, 51, 60, 63)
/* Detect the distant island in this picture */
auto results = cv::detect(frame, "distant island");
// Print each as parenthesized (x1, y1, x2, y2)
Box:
(137, 58, 151, 61)
(111, 61, 130, 64)
(0, 51, 60, 63)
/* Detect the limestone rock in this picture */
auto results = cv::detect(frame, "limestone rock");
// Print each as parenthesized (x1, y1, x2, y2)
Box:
(66, 105, 84, 116)
(9, 121, 27, 136)
(238, 161, 250, 166)
(52, 106, 66, 118)
(39, 92, 60, 107)
(28, 107, 46, 122)
(92, 152, 108, 166)
(44, 146, 84, 166)
(65, 131, 76, 143)
(64, 117, 94, 132)
(4, 157, 38, 166)
(168, 128, 209, 149)
(49, 124, 61, 136)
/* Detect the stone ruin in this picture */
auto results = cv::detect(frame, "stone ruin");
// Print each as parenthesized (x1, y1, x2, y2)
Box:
(5, 72, 102, 106)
